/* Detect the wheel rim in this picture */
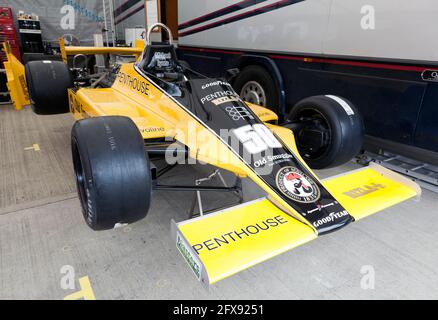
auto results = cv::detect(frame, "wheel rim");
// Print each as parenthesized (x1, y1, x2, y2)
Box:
(292, 108, 332, 161)
(240, 81, 267, 106)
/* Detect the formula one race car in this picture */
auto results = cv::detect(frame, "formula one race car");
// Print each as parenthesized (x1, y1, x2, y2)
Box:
(4, 24, 420, 286)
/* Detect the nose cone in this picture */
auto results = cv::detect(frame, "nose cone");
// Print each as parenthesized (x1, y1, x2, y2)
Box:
(315, 213, 354, 235)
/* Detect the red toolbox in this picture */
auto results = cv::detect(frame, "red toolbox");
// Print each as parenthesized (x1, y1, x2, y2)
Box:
(0, 7, 13, 21)
(0, 7, 20, 64)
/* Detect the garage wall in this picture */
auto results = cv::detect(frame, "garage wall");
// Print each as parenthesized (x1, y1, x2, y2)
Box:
(113, 0, 145, 42)
(0, 0, 105, 45)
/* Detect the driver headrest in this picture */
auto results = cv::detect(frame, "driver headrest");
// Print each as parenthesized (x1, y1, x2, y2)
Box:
(141, 44, 178, 73)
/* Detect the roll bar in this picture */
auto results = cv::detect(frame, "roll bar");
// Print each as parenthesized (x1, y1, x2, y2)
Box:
(146, 23, 174, 46)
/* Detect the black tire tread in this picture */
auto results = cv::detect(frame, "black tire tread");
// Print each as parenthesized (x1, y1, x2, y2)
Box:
(25, 60, 72, 115)
(71, 116, 152, 230)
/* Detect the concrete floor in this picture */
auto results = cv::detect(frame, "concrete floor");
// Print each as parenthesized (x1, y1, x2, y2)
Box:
(0, 104, 437, 300)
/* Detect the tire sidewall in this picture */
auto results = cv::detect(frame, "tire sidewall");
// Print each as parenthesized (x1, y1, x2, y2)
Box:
(71, 131, 99, 229)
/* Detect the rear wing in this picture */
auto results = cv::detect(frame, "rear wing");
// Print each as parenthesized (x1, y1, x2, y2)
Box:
(59, 38, 144, 63)
(2, 39, 145, 110)
(172, 163, 420, 286)
(2, 42, 30, 110)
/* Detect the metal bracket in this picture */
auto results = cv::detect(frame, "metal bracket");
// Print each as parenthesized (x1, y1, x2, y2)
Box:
(188, 170, 243, 219)
(149, 160, 244, 218)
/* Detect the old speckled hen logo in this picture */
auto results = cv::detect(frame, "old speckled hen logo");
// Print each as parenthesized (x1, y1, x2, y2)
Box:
(276, 166, 320, 203)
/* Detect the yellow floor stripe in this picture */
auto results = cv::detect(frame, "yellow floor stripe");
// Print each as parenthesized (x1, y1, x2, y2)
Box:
(63, 276, 96, 300)
(24, 144, 40, 151)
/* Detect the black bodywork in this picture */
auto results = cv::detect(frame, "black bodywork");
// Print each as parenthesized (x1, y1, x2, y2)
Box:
(177, 47, 438, 165)
(153, 72, 354, 234)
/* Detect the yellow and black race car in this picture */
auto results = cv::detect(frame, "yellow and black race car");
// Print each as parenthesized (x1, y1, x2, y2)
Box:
(4, 24, 420, 286)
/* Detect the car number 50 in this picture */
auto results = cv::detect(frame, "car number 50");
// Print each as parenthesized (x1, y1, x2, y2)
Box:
(233, 124, 282, 154)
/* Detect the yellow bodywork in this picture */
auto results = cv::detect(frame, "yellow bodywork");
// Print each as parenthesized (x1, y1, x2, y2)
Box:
(174, 199, 317, 285)
(59, 38, 144, 63)
(174, 162, 420, 285)
(4, 41, 421, 286)
(110, 53, 421, 285)
(2, 42, 30, 110)
(69, 63, 280, 178)
(324, 163, 419, 221)
(68, 63, 328, 230)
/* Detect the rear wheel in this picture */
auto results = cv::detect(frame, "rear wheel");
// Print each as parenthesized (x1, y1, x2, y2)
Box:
(71, 116, 152, 230)
(25, 60, 72, 115)
(287, 95, 364, 169)
(233, 65, 279, 113)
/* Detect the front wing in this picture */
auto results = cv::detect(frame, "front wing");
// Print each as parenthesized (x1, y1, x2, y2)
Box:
(172, 163, 420, 286)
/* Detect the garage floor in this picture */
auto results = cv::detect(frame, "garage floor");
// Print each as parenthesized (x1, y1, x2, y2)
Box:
(1, 104, 437, 300)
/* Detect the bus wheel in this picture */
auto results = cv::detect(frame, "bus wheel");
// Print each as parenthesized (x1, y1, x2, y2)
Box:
(234, 65, 279, 113)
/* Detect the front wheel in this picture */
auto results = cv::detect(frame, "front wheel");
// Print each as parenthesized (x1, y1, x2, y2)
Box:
(71, 116, 152, 230)
(287, 95, 364, 169)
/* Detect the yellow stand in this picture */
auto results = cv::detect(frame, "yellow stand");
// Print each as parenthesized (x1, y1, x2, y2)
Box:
(3, 42, 30, 110)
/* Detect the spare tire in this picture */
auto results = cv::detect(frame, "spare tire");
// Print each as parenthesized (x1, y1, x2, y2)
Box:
(25, 60, 72, 115)
(71, 116, 152, 230)
(287, 95, 364, 169)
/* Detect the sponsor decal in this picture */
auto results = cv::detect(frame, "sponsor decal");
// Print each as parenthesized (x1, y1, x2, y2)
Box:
(225, 105, 254, 120)
(257, 112, 272, 118)
(254, 153, 293, 168)
(153, 52, 172, 68)
(212, 96, 240, 106)
(176, 233, 202, 280)
(62, 0, 104, 23)
(313, 210, 349, 228)
(304, 202, 336, 216)
(326, 95, 355, 116)
(200, 90, 238, 104)
(201, 80, 231, 90)
(141, 127, 165, 133)
(275, 167, 320, 203)
(117, 72, 150, 95)
(191, 215, 288, 254)
(233, 124, 282, 154)
(343, 183, 385, 199)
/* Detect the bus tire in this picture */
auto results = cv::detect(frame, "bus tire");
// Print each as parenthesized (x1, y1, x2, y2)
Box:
(233, 65, 279, 113)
